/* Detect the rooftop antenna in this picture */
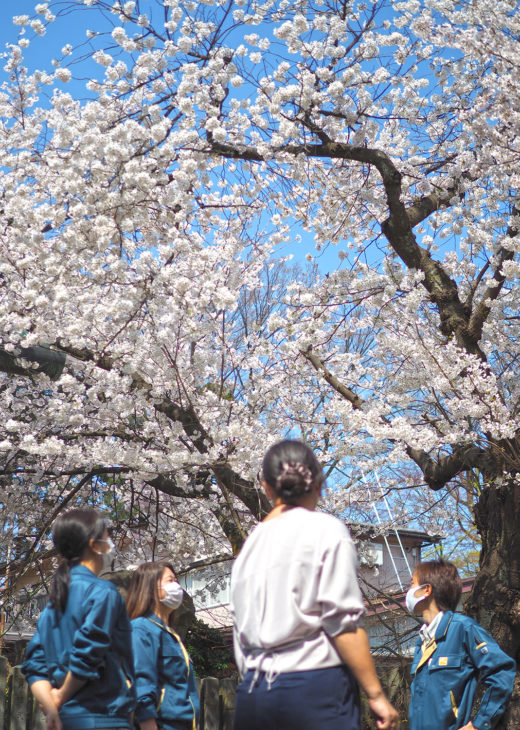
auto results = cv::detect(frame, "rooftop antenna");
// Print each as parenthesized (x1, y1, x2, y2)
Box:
(361, 470, 412, 592)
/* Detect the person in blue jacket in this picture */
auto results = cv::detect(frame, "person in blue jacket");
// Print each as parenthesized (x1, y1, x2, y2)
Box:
(407, 559, 516, 730)
(22, 508, 136, 730)
(126, 562, 199, 730)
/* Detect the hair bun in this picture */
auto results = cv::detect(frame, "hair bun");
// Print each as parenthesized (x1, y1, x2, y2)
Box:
(275, 461, 313, 497)
(262, 440, 323, 506)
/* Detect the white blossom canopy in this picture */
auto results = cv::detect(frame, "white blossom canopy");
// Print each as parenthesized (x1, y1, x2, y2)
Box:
(0, 0, 519, 588)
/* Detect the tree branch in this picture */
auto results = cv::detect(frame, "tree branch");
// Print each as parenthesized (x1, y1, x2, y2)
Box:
(210, 138, 483, 358)
(467, 209, 519, 340)
(302, 347, 494, 490)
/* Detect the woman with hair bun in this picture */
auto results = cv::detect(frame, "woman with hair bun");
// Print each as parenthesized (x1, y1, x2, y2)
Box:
(22, 508, 135, 730)
(230, 440, 398, 730)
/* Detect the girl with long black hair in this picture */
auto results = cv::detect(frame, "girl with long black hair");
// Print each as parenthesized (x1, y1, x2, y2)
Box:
(22, 508, 135, 730)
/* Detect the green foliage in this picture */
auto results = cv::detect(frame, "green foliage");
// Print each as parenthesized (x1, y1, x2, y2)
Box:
(184, 618, 236, 679)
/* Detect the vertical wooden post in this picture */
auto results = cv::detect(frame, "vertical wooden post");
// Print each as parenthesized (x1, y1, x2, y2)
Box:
(0, 656, 8, 730)
(219, 678, 236, 730)
(8, 667, 28, 730)
(197, 677, 204, 729)
(201, 677, 220, 730)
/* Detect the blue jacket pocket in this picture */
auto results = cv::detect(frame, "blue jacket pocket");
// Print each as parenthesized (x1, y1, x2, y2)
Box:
(428, 655, 462, 671)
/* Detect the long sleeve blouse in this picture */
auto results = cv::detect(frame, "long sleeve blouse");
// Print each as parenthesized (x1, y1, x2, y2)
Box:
(230, 507, 365, 678)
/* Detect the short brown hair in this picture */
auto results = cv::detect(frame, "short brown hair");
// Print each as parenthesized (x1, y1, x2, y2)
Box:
(126, 561, 177, 627)
(414, 560, 462, 612)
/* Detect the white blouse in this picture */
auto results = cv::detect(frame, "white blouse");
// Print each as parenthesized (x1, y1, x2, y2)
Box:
(230, 507, 365, 679)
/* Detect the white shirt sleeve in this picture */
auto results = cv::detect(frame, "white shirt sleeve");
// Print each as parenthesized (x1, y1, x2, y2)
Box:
(316, 526, 365, 637)
(232, 624, 246, 679)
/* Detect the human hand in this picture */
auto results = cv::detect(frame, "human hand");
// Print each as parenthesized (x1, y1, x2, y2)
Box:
(368, 693, 399, 730)
(139, 718, 159, 730)
(44, 708, 62, 730)
(49, 688, 63, 709)
(459, 724, 479, 730)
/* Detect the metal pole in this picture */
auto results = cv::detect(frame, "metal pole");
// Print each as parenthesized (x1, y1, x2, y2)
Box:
(362, 471, 405, 591)
(373, 471, 413, 578)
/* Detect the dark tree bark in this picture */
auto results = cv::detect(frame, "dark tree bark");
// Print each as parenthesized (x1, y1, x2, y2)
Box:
(465, 479, 520, 728)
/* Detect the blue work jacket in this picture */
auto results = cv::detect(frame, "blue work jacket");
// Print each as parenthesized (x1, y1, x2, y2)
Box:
(22, 565, 136, 730)
(409, 611, 515, 730)
(131, 614, 199, 730)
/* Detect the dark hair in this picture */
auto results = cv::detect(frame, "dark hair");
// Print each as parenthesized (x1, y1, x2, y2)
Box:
(49, 508, 107, 612)
(414, 560, 462, 612)
(126, 561, 178, 628)
(262, 440, 323, 505)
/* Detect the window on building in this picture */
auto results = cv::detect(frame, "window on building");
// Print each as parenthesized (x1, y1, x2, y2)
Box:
(180, 561, 232, 610)
(359, 542, 384, 567)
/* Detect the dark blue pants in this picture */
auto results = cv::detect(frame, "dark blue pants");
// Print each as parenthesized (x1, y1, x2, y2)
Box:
(233, 666, 361, 730)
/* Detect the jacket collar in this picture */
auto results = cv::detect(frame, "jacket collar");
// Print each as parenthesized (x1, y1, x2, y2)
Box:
(420, 611, 444, 643)
(71, 564, 97, 577)
(434, 611, 454, 643)
(413, 611, 455, 674)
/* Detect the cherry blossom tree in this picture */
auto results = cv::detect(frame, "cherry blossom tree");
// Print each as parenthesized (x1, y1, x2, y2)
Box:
(1, 0, 520, 722)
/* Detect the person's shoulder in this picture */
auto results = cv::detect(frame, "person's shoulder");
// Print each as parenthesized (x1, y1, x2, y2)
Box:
(449, 612, 478, 628)
(35, 602, 53, 627)
(448, 612, 489, 639)
(132, 615, 160, 633)
(306, 510, 352, 536)
(95, 574, 121, 595)
(131, 616, 162, 645)
(288, 510, 354, 548)
(82, 572, 123, 605)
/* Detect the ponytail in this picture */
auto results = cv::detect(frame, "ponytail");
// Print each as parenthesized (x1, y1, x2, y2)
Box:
(49, 508, 106, 612)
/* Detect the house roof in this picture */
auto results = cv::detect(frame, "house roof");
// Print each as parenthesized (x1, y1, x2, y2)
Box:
(347, 522, 442, 545)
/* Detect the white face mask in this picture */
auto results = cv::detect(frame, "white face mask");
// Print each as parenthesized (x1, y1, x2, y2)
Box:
(94, 538, 116, 570)
(406, 584, 427, 613)
(160, 581, 183, 609)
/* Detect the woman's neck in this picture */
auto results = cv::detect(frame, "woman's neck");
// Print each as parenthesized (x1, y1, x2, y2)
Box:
(80, 552, 103, 576)
(264, 492, 319, 522)
(154, 604, 174, 625)
(263, 502, 297, 521)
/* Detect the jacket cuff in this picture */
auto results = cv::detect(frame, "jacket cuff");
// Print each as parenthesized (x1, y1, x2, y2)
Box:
(135, 705, 158, 722)
(25, 674, 48, 687)
(472, 714, 491, 730)
(67, 661, 100, 680)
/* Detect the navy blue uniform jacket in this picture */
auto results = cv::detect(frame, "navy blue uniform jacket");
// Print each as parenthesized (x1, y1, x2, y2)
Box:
(409, 611, 515, 730)
(22, 565, 136, 730)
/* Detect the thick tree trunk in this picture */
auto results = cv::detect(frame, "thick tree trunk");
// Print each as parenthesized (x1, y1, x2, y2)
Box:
(464, 480, 520, 730)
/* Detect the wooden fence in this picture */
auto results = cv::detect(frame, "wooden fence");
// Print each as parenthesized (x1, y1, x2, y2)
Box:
(1, 657, 412, 730)
(0, 657, 237, 730)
